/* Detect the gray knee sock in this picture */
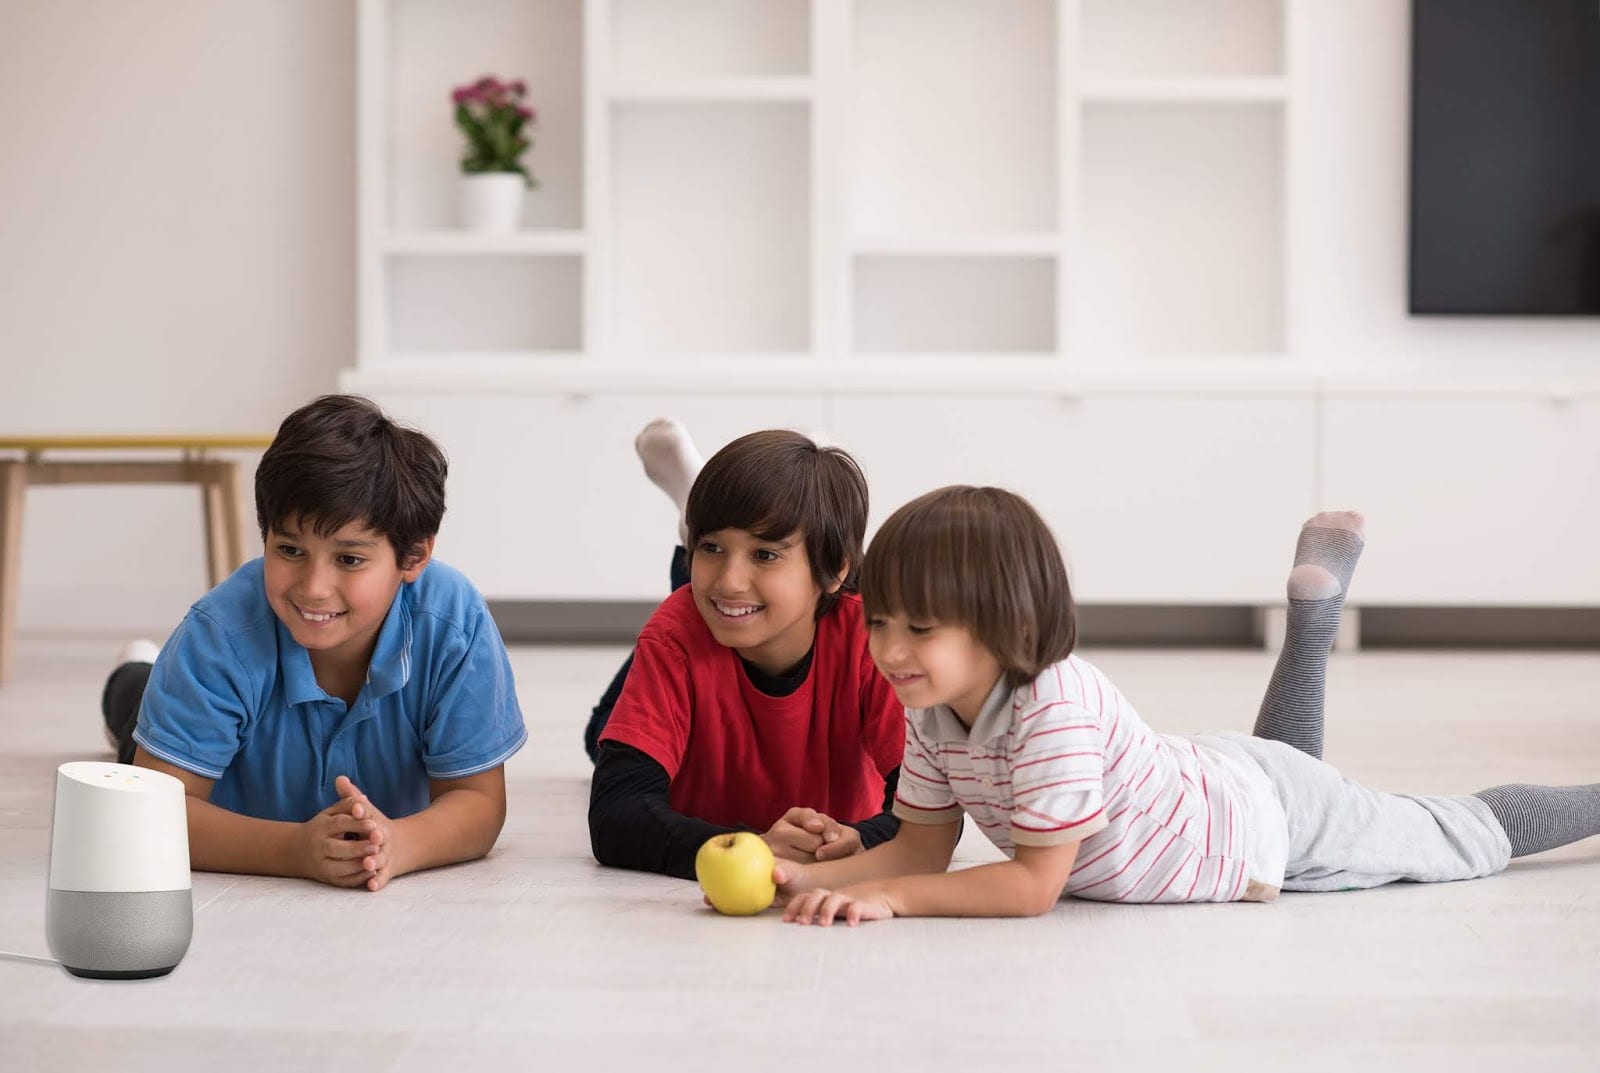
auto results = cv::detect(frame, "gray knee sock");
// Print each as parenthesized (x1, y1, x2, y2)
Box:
(1252, 512, 1365, 759)
(1474, 783, 1600, 858)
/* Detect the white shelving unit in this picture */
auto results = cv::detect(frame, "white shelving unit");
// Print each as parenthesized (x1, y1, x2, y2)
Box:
(1079, 0, 1284, 80)
(356, 0, 1289, 372)
(609, 0, 812, 80)
(606, 78, 814, 102)
(362, 0, 587, 365)
(347, 0, 1600, 613)
(609, 100, 812, 355)
(851, 235, 1062, 257)
(346, 0, 1304, 602)
(382, 231, 589, 255)
(1080, 78, 1287, 103)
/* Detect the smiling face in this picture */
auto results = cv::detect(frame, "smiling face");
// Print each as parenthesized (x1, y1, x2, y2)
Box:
(262, 517, 431, 683)
(690, 527, 840, 678)
(866, 611, 1005, 726)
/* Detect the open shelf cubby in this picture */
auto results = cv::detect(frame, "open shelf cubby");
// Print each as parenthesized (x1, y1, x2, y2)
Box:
(850, 0, 1057, 237)
(854, 255, 1057, 354)
(1081, 0, 1284, 81)
(387, 255, 583, 353)
(609, 102, 811, 354)
(387, 0, 584, 233)
(610, 0, 810, 80)
(1078, 100, 1284, 357)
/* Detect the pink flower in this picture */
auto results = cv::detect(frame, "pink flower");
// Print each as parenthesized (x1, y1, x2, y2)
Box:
(451, 87, 473, 105)
(509, 79, 527, 96)
(517, 106, 534, 120)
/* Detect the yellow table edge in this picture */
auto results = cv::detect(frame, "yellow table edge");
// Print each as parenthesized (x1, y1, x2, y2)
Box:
(0, 436, 274, 451)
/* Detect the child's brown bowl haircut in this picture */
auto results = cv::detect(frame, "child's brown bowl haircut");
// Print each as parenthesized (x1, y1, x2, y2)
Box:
(861, 486, 1076, 688)
(685, 430, 868, 620)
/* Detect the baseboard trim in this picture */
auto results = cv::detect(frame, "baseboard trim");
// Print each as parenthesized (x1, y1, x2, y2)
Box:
(1358, 606, 1600, 649)
(22, 594, 1595, 650)
(486, 601, 1600, 649)
(486, 600, 662, 644)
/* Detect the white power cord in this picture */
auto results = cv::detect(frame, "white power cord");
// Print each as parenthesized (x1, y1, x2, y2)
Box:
(0, 949, 58, 966)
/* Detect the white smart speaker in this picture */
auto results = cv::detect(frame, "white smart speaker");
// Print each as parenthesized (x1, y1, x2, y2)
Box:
(46, 761, 193, 979)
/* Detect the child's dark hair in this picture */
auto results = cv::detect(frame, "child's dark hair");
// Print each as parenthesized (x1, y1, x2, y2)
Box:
(861, 486, 1076, 688)
(685, 430, 869, 620)
(254, 395, 447, 566)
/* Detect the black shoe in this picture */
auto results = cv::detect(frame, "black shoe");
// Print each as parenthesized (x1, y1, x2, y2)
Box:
(101, 641, 159, 764)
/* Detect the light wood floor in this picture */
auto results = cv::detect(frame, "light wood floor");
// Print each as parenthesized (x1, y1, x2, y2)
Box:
(2, 638, 1596, 1072)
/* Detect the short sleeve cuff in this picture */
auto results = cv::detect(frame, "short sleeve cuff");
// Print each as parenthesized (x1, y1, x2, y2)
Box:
(1010, 811, 1109, 847)
(596, 724, 681, 780)
(130, 727, 228, 780)
(425, 726, 529, 780)
(892, 798, 963, 825)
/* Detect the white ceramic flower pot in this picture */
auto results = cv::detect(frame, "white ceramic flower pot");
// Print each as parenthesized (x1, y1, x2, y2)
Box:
(458, 173, 525, 234)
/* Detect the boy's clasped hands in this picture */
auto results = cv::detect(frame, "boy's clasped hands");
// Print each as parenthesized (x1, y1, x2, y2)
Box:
(761, 806, 862, 863)
(302, 775, 401, 892)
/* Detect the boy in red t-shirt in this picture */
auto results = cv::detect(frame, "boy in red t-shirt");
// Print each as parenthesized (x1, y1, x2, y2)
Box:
(588, 421, 905, 879)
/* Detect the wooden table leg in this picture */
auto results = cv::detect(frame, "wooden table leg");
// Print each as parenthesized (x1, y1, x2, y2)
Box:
(0, 461, 26, 687)
(217, 460, 247, 575)
(200, 462, 228, 589)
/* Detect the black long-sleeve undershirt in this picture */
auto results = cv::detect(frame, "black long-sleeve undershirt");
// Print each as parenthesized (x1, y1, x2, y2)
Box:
(588, 741, 902, 880)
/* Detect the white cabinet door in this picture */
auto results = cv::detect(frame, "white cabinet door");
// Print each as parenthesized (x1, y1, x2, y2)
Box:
(1321, 397, 1600, 605)
(830, 393, 1317, 604)
(369, 392, 828, 600)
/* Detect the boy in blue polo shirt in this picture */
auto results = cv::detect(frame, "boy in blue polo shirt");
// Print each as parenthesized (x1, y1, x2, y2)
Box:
(99, 395, 526, 892)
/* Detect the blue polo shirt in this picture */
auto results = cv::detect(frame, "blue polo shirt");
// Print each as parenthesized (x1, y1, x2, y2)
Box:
(132, 558, 527, 822)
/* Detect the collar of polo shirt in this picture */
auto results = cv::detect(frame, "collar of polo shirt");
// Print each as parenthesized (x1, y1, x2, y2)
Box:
(915, 676, 1014, 744)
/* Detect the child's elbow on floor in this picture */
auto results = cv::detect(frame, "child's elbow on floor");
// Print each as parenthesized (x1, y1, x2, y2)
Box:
(1027, 893, 1063, 917)
(586, 810, 628, 869)
(1022, 878, 1069, 917)
(586, 820, 611, 866)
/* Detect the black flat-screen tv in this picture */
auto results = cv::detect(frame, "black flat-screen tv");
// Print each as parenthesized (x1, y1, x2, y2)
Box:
(1410, 0, 1600, 314)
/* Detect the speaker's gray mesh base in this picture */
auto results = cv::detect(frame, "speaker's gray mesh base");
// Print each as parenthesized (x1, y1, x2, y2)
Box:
(47, 888, 192, 977)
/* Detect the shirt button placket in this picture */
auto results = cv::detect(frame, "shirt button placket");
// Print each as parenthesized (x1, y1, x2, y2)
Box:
(325, 699, 355, 795)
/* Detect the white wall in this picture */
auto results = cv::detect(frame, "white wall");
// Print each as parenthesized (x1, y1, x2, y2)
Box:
(1292, 1, 1600, 370)
(0, 1, 354, 635)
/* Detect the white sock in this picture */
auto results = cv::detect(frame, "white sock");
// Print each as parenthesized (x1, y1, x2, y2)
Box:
(115, 638, 161, 668)
(635, 418, 703, 546)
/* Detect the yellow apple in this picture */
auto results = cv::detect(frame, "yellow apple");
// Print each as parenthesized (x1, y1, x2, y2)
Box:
(695, 832, 776, 915)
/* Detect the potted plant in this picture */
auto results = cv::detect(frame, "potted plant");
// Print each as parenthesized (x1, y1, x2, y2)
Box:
(452, 76, 537, 234)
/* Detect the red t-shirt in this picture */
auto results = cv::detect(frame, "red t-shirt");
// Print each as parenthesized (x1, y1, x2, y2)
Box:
(598, 587, 905, 830)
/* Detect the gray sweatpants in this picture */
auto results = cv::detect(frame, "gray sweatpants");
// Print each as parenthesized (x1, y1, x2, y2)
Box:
(1194, 732, 1512, 892)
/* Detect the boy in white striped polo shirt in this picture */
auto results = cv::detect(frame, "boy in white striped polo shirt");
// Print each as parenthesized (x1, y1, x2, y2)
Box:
(775, 486, 1600, 925)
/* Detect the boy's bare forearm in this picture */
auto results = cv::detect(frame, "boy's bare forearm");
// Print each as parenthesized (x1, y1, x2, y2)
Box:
(184, 796, 304, 878)
(879, 859, 1058, 918)
(392, 788, 506, 876)
(796, 825, 951, 889)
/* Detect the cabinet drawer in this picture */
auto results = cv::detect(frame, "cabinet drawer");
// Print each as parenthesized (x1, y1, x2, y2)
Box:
(1321, 397, 1600, 605)
(371, 392, 828, 599)
(830, 393, 1316, 603)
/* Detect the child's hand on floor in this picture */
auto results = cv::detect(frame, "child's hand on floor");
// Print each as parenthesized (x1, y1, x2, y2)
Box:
(763, 807, 846, 862)
(782, 883, 897, 927)
(299, 794, 382, 888)
(334, 775, 401, 892)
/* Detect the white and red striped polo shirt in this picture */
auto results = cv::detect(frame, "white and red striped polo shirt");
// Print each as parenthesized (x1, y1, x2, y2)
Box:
(891, 654, 1285, 903)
